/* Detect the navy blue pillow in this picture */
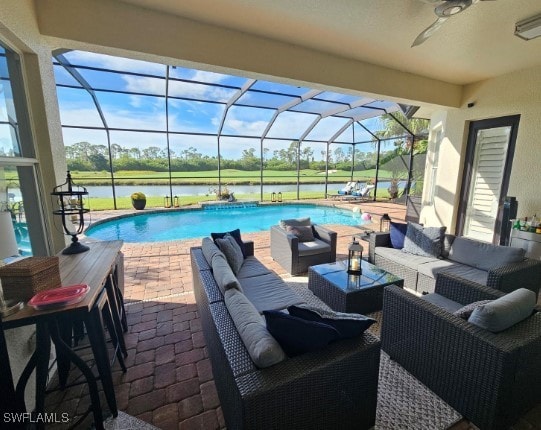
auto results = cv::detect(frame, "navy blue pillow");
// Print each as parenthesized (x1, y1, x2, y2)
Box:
(287, 305, 376, 339)
(263, 310, 339, 357)
(390, 222, 408, 249)
(211, 229, 246, 257)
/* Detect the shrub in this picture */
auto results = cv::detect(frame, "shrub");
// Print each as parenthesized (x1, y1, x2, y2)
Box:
(131, 192, 146, 200)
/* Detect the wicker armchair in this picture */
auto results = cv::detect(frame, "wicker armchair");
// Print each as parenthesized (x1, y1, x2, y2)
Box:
(381, 273, 541, 430)
(270, 224, 337, 275)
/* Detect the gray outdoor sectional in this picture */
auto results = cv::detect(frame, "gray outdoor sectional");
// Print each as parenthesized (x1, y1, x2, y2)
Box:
(190, 238, 380, 430)
(368, 228, 541, 296)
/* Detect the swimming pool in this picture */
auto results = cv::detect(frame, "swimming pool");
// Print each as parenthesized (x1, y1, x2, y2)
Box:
(85, 204, 366, 243)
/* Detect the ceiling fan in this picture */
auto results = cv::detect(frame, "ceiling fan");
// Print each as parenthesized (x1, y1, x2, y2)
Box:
(412, 0, 496, 47)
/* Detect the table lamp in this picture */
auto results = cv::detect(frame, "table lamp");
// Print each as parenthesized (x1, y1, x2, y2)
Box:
(0, 211, 23, 316)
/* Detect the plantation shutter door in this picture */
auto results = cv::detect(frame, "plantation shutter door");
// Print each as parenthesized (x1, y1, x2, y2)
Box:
(463, 126, 511, 242)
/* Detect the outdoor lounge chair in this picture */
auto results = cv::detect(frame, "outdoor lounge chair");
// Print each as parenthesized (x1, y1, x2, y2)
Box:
(350, 184, 374, 201)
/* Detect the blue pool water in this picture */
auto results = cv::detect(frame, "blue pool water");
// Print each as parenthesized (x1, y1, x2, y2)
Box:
(85, 204, 365, 243)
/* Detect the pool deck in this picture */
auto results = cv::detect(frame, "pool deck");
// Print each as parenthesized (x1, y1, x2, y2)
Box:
(46, 200, 541, 429)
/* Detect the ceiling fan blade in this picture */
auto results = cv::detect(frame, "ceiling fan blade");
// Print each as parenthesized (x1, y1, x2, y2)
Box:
(411, 16, 449, 47)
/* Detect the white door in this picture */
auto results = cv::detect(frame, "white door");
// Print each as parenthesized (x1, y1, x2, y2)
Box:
(463, 127, 511, 241)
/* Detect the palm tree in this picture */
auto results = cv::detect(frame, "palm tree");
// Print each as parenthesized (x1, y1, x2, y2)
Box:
(376, 114, 429, 153)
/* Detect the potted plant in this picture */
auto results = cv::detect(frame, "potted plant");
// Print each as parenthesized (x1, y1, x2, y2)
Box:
(131, 192, 146, 210)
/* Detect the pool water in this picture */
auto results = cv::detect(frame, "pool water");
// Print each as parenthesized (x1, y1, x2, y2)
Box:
(85, 204, 366, 243)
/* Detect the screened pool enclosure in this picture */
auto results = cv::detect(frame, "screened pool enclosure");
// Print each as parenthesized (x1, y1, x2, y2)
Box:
(53, 50, 428, 210)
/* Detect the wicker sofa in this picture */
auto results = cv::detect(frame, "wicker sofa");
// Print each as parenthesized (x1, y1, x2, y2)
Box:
(190, 240, 380, 430)
(381, 273, 541, 430)
(368, 231, 541, 296)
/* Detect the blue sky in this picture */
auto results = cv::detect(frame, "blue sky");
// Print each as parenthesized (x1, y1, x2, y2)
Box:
(54, 50, 401, 160)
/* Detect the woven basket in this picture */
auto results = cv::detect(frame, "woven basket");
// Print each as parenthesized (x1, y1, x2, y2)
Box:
(0, 257, 62, 302)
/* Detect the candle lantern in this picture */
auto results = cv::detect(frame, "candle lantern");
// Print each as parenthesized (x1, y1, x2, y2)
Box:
(347, 237, 363, 276)
(380, 213, 391, 232)
(271, 192, 276, 202)
(173, 195, 179, 208)
(277, 192, 283, 202)
(164, 196, 171, 208)
(51, 171, 90, 255)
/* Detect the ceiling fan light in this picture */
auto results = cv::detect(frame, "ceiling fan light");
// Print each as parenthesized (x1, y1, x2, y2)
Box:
(435, 0, 472, 17)
(515, 13, 541, 41)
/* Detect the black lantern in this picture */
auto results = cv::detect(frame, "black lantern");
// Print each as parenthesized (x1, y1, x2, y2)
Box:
(51, 171, 90, 255)
(380, 213, 391, 232)
(347, 237, 363, 275)
(277, 192, 283, 202)
(173, 195, 179, 208)
(164, 196, 171, 208)
(271, 192, 276, 202)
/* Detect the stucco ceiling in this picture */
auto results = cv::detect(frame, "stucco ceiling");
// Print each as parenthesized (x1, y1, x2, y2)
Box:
(117, 0, 541, 85)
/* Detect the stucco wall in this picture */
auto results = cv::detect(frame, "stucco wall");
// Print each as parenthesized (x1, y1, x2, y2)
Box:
(422, 64, 541, 231)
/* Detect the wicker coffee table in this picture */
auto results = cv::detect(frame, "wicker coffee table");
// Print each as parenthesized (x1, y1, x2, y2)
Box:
(308, 260, 404, 314)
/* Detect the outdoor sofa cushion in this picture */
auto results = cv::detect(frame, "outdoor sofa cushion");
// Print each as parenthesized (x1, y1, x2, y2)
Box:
(211, 228, 246, 257)
(202, 237, 225, 267)
(421, 293, 464, 314)
(298, 239, 332, 257)
(211, 253, 242, 294)
(286, 225, 315, 242)
(390, 221, 408, 249)
(448, 236, 525, 271)
(236, 256, 272, 280)
(225, 288, 286, 368)
(279, 217, 312, 230)
(375, 246, 437, 271)
(239, 273, 304, 313)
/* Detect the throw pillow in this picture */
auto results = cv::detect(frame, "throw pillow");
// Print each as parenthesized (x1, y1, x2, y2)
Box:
(287, 305, 376, 338)
(389, 222, 408, 249)
(402, 222, 446, 258)
(211, 229, 246, 257)
(468, 288, 536, 333)
(263, 310, 339, 357)
(216, 234, 244, 275)
(211, 253, 242, 294)
(286, 225, 315, 242)
(453, 300, 493, 320)
(224, 289, 286, 368)
(279, 217, 311, 230)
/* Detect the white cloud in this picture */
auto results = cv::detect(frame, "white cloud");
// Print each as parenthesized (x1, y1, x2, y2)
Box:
(65, 51, 165, 75)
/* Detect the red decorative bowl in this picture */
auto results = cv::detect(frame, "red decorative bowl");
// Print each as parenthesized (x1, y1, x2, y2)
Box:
(28, 284, 90, 310)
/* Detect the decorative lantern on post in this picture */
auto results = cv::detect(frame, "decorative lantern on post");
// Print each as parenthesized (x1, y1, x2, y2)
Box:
(347, 237, 363, 276)
(173, 195, 179, 208)
(164, 196, 171, 208)
(277, 192, 283, 202)
(380, 213, 391, 232)
(271, 192, 276, 202)
(51, 171, 90, 255)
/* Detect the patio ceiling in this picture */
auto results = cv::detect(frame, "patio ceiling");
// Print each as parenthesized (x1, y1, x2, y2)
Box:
(116, 0, 541, 86)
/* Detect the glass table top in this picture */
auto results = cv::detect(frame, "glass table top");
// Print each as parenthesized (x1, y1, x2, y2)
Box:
(310, 260, 403, 292)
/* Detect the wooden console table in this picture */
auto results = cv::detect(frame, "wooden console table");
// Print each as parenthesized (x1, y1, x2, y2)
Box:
(0, 240, 124, 429)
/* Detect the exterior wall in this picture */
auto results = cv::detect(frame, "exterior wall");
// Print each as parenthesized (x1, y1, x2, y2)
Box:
(421, 65, 541, 232)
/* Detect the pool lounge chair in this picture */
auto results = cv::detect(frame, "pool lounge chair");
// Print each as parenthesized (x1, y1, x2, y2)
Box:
(347, 184, 374, 202)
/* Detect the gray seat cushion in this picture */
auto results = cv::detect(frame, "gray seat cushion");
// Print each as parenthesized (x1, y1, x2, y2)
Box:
(402, 223, 446, 258)
(468, 288, 536, 332)
(239, 273, 304, 313)
(237, 256, 272, 280)
(448, 236, 526, 271)
(224, 288, 286, 368)
(417, 259, 462, 279)
(376, 246, 437, 271)
(216, 234, 244, 275)
(421, 293, 463, 313)
(441, 264, 489, 286)
(279, 217, 311, 230)
(298, 239, 331, 257)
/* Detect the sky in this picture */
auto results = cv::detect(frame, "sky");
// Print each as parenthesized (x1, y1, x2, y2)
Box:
(52, 50, 403, 160)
